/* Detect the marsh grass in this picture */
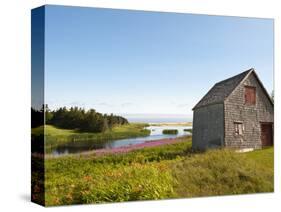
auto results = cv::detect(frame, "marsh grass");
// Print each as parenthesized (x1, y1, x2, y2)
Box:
(44, 138, 192, 206)
(172, 148, 273, 197)
(43, 137, 273, 206)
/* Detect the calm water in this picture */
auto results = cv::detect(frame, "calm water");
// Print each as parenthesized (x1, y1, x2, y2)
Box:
(51, 125, 192, 156)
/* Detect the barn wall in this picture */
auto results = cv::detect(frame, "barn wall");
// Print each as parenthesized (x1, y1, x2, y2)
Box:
(224, 72, 274, 149)
(192, 103, 224, 150)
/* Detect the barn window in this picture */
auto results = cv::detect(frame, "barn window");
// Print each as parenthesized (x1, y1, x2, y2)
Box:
(244, 86, 256, 105)
(234, 122, 244, 135)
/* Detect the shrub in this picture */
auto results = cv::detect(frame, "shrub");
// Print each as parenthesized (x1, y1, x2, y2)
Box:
(183, 129, 192, 133)
(162, 129, 178, 134)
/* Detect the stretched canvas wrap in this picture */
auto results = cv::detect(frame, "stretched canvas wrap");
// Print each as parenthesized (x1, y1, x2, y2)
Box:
(31, 5, 274, 207)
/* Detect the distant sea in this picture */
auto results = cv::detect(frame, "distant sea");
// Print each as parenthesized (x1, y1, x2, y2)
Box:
(122, 114, 192, 123)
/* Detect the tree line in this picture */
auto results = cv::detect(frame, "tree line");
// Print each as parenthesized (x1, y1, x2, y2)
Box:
(32, 105, 129, 133)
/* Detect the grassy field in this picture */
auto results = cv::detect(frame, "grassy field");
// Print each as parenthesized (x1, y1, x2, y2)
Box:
(41, 137, 273, 206)
(32, 123, 150, 150)
(173, 147, 273, 197)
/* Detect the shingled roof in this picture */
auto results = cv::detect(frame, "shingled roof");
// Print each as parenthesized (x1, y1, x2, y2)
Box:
(192, 68, 254, 110)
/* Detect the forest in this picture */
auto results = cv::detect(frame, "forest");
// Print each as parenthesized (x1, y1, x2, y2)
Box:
(31, 105, 128, 133)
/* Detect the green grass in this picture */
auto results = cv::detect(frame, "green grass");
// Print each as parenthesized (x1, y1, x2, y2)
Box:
(172, 148, 273, 197)
(44, 137, 191, 206)
(32, 123, 150, 150)
(41, 137, 273, 206)
(162, 129, 178, 134)
(45, 159, 175, 205)
(244, 147, 274, 168)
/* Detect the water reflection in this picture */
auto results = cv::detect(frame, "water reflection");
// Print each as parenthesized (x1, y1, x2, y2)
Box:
(51, 125, 192, 156)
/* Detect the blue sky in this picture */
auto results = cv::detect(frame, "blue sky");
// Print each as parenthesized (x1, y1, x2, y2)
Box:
(44, 5, 273, 118)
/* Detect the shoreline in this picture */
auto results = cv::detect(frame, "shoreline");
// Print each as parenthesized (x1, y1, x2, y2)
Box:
(46, 135, 191, 158)
(148, 122, 192, 126)
(93, 136, 189, 156)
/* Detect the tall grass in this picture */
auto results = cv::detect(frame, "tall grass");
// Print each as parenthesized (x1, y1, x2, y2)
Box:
(172, 149, 273, 197)
(44, 138, 191, 206)
(42, 137, 273, 206)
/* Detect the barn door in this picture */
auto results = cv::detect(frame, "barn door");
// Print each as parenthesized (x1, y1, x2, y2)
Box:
(261, 123, 273, 147)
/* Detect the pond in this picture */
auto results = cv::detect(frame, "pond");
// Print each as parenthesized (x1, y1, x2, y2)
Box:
(50, 125, 192, 156)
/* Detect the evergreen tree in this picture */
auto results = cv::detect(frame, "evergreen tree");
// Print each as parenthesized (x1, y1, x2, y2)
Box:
(42, 106, 128, 133)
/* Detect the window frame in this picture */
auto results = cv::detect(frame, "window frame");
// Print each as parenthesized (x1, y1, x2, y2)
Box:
(234, 121, 244, 135)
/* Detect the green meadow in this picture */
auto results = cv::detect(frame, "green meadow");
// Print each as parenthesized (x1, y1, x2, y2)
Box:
(40, 136, 273, 206)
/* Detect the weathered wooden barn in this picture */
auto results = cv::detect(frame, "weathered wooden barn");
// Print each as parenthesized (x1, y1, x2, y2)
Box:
(192, 68, 274, 150)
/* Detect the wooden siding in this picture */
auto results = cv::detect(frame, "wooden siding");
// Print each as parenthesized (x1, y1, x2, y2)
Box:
(224, 72, 274, 149)
(192, 103, 224, 150)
